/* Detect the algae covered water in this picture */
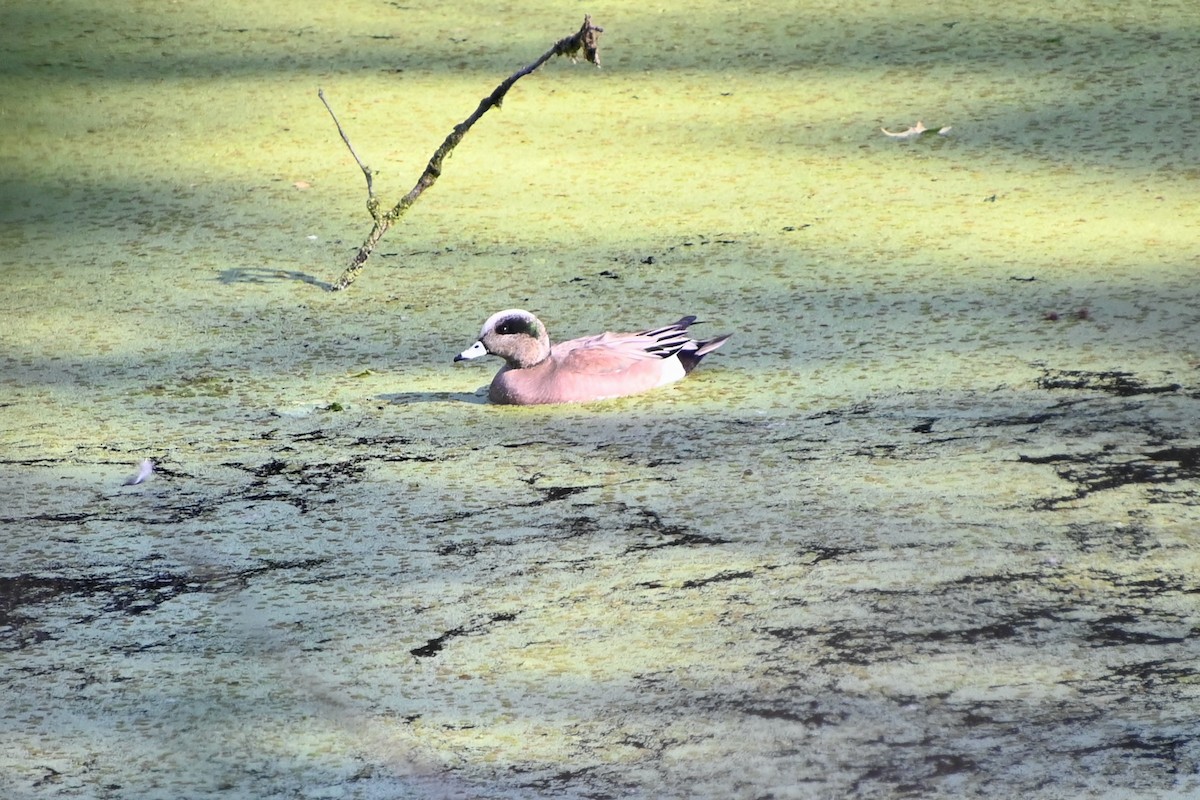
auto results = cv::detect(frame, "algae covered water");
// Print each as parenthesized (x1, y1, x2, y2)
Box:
(2, 1, 1199, 797)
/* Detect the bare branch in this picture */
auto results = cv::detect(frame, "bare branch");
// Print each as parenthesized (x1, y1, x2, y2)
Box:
(326, 15, 604, 291)
(318, 88, 375, 199)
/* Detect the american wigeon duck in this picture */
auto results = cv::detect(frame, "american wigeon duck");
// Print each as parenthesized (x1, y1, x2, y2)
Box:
(455, 309, 731, 405)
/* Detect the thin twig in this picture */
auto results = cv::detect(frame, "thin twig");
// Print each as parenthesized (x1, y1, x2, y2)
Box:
(318, 88, 374, 198)
(325, 15, 603, 291)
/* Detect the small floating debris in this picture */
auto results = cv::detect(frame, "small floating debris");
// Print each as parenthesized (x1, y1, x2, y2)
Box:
(881, 121, 953, 139)
(123, 458, 154, 486)
(1043, 308, 1090, 322)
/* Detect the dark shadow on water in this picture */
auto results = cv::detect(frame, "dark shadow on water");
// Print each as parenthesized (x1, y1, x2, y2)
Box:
(379, 391, 488, 405)
(217, 267, 332, 291)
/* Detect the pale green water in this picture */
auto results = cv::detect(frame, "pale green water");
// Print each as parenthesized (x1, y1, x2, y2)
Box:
(2, 1, 1199, 798)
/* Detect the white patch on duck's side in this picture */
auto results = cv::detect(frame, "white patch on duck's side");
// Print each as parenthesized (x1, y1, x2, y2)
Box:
(653, 356, 688, 388)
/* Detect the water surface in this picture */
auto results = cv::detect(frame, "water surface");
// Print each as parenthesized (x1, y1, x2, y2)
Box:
(2, 1, 1199, 798)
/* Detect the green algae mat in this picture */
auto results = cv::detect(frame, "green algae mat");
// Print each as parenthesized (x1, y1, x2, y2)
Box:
(2, 1, 1199, 798)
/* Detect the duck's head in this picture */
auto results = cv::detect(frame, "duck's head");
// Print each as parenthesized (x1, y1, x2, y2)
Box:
(455, 309, 551, 369)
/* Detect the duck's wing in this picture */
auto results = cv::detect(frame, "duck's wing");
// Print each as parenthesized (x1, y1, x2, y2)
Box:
(554, 317, 700, 375)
